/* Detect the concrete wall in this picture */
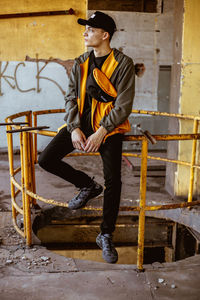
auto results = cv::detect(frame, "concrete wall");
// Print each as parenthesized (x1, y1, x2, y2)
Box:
(166, 0, 200, 197)
(0, 0, 86, 151)
(0, 61, 69, 150)
(101, 2, 174, 150)
(165, 0, 184, 196)
(0, 0, 86, 60)
(98, 2, 174, 113)
(174, 0, 200, 196)
(0, 0, 174, 151)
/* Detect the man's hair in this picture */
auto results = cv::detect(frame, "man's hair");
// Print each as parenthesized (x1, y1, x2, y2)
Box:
(101, 28, 114, 41)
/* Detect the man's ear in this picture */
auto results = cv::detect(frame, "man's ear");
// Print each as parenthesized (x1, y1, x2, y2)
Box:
(102, 31, 110, 41)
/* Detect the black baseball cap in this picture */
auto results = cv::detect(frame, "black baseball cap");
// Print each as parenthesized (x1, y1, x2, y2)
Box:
(77, 11, 116, 37)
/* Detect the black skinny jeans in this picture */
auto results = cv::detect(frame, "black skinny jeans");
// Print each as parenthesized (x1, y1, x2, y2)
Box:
(38, 126, 123, 234)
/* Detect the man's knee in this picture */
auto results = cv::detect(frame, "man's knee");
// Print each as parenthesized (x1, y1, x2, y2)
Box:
(105, 176, 122, 190)
(38, 152, 51, 170)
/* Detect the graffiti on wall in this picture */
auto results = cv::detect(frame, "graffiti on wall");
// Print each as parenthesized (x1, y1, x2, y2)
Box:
(0, 54, 145, 97)
(0, 54, 74, 97)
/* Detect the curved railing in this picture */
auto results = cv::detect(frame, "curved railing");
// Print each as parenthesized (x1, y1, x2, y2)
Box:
(5, 109, 200, 271)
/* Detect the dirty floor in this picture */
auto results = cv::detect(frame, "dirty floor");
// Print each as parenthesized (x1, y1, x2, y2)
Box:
(0, 153, 200, 299)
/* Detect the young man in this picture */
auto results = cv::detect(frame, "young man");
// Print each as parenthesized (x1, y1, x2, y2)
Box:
(38, 11, 135, 263)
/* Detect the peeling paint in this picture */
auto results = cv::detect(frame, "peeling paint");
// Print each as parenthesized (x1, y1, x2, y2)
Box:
(156, 48, 160, 54)
(135, 64, 146, 77)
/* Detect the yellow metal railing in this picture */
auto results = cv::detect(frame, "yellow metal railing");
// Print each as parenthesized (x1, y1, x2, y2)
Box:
(5, 109, 200, 271)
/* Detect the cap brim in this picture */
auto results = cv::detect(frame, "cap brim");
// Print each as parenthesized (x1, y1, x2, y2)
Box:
(77, 18, 100, 29)
(77, 18, 88, 26)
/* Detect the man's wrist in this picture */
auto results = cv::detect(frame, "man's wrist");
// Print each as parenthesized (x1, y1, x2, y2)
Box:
(71, 127, 81, 134)
(97, 126, 108, 137)
(68, 123, 81, 134)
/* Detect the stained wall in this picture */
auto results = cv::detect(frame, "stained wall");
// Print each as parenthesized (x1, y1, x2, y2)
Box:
(0, 0, 174, 150)
(0, 0, 86, 150)
(174, 0, 200, 196)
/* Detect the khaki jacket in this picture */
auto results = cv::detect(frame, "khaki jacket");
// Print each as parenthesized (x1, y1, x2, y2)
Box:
(62, 48, 135, 140)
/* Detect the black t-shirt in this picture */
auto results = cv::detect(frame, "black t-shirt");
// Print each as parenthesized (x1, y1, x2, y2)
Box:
(80, 51, 110, 136)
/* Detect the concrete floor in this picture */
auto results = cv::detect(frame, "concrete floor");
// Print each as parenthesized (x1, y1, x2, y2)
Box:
(0, 153, 200, 299)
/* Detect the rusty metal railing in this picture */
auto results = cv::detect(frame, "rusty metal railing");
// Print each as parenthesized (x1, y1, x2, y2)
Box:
(5, 109, 200, 271)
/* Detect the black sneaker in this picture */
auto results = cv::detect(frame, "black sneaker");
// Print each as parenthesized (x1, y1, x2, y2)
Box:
(68, 180, 103, 210)
(96, 233, 118, 264)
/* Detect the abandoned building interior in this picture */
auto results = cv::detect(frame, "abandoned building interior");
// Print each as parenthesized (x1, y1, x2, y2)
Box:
(0, 0, 200, 299)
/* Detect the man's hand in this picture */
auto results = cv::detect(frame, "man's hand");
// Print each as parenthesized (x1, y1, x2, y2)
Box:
(71, 128, 86, 151)
(84, 126, 108, 153)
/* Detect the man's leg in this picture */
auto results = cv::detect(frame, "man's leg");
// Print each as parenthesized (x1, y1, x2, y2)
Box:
(96, 133, 123, 263)
(38, 126, 103, 208)
(38, 126, 92, 188)
(100, 133, 123, 233)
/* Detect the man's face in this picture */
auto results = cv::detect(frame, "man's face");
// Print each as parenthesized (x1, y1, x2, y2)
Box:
(83, 25, 106, 47)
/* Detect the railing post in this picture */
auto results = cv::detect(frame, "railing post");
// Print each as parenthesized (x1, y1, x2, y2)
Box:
(23, 131, 32, 246)
(33, 112, 38, 164)
(19, 132, 26, 235)
(28, 130, 36, 196)
(26, 111, 37, 207)
(137, 138, 148, 271)
(6, 125, 17, 225)
(188, 119, 198, 202)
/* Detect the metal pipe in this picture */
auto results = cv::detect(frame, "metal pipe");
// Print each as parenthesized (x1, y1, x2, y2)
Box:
(33, 113, 38, 164)
(30, 131, 36, 194)
(132, 109, 200, 121)
(5, 110, 32, 122)
(28, 129, 37, 207)
(0, 122, 28, 126)
(32, 108, 65, 116)
(24, 186, 200, 211)
(124, 153, 193, 167)
(14, 189, 21, 198)
(6, 125, 17, 229)
(7, 125, 49, 133)
(12, 218, 25, 238)
(0, 9, 75, 19)
(137, 138, 148, 271)
(124, 133, 200, 141)
(135, 124, 157, 144)
(11, 197, 23, 215)
(188, 119, 198, 202)
(13, 166, 21, 175)
(23, 131, 32, 246)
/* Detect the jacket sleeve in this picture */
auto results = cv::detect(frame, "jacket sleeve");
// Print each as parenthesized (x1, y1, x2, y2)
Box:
(99, 58, 135, 133)
(63, 61, 81, 133)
